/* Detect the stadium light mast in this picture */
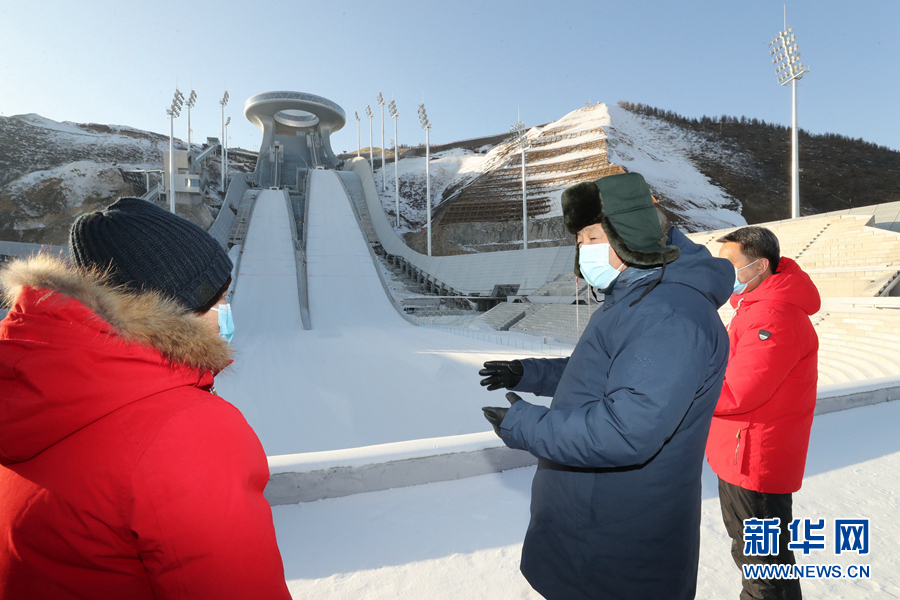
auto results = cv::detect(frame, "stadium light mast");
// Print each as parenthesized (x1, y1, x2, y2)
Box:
(377, 92, 386, 192)
(389, 99, 400, 227)
(365, 105, 374, 172)
(166, 89, 184, 213)
(220, 91, 229, 193)
(418, 103, 432, 256)
(355, 111, 361, 157)
(769, 23, 809, 219)
(185, 90, 197, 153)
(224, 117, 231, 189)
(511, 119, 529, 249)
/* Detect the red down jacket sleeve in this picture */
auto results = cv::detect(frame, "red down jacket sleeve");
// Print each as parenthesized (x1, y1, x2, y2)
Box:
(130, 397, 291, 600)
(715, 305, 806, 416)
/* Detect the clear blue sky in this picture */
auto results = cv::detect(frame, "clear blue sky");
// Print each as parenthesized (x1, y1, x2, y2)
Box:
(1, 0, 897, 156)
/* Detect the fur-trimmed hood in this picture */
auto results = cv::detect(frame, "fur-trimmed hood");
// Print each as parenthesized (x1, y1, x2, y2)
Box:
(1, 254, 232, 372)
(0, 254, 233, 464)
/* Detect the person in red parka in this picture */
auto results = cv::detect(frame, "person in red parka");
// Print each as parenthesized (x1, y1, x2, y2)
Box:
(0, 198, 292, 600)
(706, 226, 820, 600)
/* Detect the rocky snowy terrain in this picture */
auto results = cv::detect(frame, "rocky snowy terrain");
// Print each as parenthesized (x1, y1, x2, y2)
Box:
(0, 115, 173, 243)
(0, 114, 252, 244)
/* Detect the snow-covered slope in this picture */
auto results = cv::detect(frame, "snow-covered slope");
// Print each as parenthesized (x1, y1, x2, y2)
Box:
(604, 103, 747, 230)
(0, 114, 172, 187)
(0, 161, 134, 242)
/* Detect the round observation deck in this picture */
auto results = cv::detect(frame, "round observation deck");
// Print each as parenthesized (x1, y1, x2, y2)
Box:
(244, 91, 346, 133)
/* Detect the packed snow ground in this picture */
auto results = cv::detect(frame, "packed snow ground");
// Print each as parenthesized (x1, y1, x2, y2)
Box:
(274, 400, 900, 598)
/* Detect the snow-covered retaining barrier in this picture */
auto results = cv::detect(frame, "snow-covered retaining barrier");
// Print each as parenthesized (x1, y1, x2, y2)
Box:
(264, 380, 900, 506)
(265, 432, 537, 506)
(815, 376, 900, 415)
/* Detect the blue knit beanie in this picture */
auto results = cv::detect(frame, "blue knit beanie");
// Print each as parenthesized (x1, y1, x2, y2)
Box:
(69, 198, 232, 311)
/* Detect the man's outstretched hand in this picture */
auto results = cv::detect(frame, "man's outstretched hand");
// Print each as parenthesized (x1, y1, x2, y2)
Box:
(482, 392, 522, 437)
(479, 360, 524, 391)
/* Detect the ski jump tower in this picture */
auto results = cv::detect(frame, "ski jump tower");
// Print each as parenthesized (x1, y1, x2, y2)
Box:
(244, 91, 346, 188)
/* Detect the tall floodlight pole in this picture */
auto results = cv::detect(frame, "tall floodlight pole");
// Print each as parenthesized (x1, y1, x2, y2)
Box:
(365, 105, 374, 172)
(377, 92, 386, 192)
(355, 111, 361, 157)
(224, 117, 231, 189)
(418, 103, 432, 256)
(389, 99, 400, 227)
(185, 90, 197, 153)
(220, 91, 229, 193)
(769, 24, 809, 219)
(166, 89, 184, 213)
(511, 120, 529, 249)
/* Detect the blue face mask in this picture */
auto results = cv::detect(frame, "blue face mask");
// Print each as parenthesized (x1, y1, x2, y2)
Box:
(211, 303, 234, 343)
(732, 259, 760, 295)
(579, 243, 625, 290)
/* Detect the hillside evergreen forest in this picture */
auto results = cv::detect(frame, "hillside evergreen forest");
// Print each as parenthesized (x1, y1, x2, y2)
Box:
(618, 101, 900, 224)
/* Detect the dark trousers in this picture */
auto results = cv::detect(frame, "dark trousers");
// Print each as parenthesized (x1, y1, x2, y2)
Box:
(718, 477, 802, 600)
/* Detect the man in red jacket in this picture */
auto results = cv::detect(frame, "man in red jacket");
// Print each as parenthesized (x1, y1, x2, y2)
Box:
(0, 199, 292, 600)
(706, 226, 820, 600)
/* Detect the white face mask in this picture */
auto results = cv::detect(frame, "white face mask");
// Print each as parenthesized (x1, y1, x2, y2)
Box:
(732, 259, 760, 295)
(211, 303, 234, 343)
(579, 243, 625, 290)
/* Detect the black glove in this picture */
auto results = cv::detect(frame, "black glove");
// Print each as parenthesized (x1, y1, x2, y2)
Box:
(482, 392, 522, 437)
(479, 360, 524, 391)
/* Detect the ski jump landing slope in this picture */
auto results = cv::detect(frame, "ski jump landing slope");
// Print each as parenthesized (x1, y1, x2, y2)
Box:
(217, 171, 542, 456)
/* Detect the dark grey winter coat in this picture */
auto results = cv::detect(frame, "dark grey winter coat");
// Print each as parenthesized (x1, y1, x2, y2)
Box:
(500, 227, 733, 600)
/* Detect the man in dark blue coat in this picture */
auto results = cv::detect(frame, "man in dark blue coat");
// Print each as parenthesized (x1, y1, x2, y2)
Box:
(481, 172, 734, 600)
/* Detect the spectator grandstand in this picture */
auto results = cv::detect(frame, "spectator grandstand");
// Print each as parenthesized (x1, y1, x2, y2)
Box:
(432, 109, 625, 226)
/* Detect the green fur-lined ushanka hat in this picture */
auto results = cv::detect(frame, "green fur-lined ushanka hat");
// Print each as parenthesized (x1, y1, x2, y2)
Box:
(562, 172, 679, 277)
